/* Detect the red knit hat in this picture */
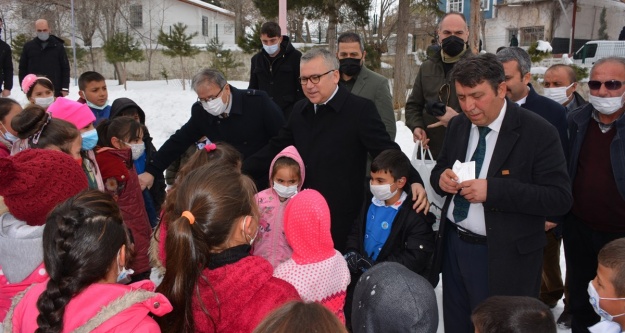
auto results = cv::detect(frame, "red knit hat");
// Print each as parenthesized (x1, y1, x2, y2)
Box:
(48, 97, 96, 130)
(283, 189, 335, 265)
(0, 149, 88, 226)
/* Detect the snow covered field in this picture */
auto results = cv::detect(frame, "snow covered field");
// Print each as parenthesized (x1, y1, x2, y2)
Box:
(8, 76, 571, 332)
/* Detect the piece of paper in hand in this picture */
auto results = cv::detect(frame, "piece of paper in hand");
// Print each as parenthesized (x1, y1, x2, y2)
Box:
(452, 160, 476, 183)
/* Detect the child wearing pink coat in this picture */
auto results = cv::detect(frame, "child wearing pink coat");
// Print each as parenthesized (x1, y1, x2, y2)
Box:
(273, 189, 351, 323)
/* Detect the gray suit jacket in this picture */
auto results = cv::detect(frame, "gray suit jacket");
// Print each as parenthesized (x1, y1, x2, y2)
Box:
(351, 66, 396, 140)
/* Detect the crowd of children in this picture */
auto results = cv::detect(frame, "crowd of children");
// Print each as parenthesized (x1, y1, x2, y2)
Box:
(1, 69, 624, 333)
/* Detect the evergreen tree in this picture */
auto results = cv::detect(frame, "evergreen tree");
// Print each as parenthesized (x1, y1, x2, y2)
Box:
(237, 22, 262, 54)
(598, 7, 608, 40)
(158, 23, 200, 90)
(206, 38, 243, 78)
(102, 32, 144, 90)
(10, 34, 30, 62)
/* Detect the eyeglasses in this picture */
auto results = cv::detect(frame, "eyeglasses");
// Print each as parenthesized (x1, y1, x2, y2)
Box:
(587, 80, 625, 91)
(198, 85, 226, 103)
(299, 70, 335, 85)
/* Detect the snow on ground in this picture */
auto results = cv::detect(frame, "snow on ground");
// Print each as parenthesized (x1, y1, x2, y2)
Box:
(8, 76, 571, 332)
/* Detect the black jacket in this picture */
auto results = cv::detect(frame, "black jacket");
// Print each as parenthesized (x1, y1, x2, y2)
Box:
(0, 39, 13, 91)
(110, 98, 166, 209)
(19, 35, 70, 96)
(345, 191, 435, 275)
(248, 36, 304, 119)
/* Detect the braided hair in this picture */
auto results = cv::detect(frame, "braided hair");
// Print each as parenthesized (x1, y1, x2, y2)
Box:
(35, 190, 131, 333)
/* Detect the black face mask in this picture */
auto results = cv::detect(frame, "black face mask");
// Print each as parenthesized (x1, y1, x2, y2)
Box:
(441, 35, 466, 57)
(339, 57, 363, 77)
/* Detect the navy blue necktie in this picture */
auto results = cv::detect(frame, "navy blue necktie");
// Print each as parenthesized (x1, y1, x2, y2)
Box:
(453, 126, 491, 222)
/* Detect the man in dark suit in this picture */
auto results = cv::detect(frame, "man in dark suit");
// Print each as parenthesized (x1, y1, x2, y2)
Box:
(431, 53, 572, 333)
(0, 17, 13, 97)
(138, 68, 285, 189)
(243, 48, 428, 252)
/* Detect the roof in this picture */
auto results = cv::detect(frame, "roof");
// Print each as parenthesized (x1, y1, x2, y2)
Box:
(177, 0, 235, 17)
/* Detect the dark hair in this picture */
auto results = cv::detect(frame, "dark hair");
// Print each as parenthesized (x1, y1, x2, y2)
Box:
(451, 53, 505, 94)
(35, 190, 131, 333)
(26, 77, 55, 100)
(11, 105, 79, 154)
(253, 301, 347, 333)
(260, 22, 281, 37)
(96, 116, 142, 147)
(472, 296, 556, 333)
(546, 64, 577, 83)
(496, 46, 531, 77)
(271, 156, 301, 180)
(0, 97, 20, 121)
(371, 149, 411, 181)
(337, 32, 364, 52)
(598, 238, 625, 297)
(156, 164, 258, 333)
(78, 71, 106, 91)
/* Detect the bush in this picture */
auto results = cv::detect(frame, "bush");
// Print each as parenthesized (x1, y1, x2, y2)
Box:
(570, 64, 589, 81)
(527, 41, 551, 63)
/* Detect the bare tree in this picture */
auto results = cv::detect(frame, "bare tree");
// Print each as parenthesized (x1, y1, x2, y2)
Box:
(392, 0, 410, 117)
(74, 0, 100, 70)
(469, 0, 481, 53)
(96, 0, 125, 84)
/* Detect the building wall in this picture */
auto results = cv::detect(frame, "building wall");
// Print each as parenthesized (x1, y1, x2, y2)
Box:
(553, 0, 625, 43)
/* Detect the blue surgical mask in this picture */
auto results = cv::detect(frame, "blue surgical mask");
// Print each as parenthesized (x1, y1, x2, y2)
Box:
(116, 248, 134, 284)
(263, 43, 280, 55)
(1, 122, 18, 143)
(588, 281, 625, 322)
(81, 128, 98, 151)
(82, 92, 108, 110)
(37, 32, 49, 41)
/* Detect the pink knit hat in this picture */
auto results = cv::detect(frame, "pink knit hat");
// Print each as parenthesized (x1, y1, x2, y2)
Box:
(0, 149, 88, 226)
(48, 97, 95, 130)
(21, 74, 52, 95)
(283, 189, 335, 265)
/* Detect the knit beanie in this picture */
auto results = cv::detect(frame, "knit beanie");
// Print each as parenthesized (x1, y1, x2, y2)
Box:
(0, 149, 88, 226)
(351, 262, 438, 333)
(283, 189, 335, 265)
(48, 97, 96, 130)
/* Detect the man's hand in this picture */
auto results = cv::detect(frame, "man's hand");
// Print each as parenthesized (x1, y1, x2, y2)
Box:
(413, 127, 429, 149)
(61, 91, 69, 97)
(457, 179, 488, 203)
(1, 89, 10, 97)
(411, 183, 430, 214)
(138, 172, 155, 190)
(545, 221, 557, 231)
(427, 106, 459, 129)
(439, 168, 460, 194)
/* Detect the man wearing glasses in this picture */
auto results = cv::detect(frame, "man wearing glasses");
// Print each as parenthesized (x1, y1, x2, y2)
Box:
(243, 48, 429, 252)
(564, 57, 625, 333)
(138, 68, 284, 189)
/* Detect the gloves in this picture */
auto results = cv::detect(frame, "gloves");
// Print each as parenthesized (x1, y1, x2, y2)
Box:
(344, 251, 375, 274)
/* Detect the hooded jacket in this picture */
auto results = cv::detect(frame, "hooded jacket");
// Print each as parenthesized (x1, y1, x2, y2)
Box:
(110, 98, 166, 212)
(273, 189, 351, 323)
(95, 147, 151, 275)
(18, 35, 70, 97)
(249, 35, 304, 119)
(5, 280, 172, 332)
(252, 145, 305, 268)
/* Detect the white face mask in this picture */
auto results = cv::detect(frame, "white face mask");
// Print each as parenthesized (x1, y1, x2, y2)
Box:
(263, 43, 280, 55)
(588, 281, 625, 322)
(273, 182, 298, 199)
(35, 96, 54, 108)
(1, 122, 18, 143)
(124, 141, 146, 160)
(589, 92, 625, 115)
(116, 248, 134, 284)
(241, 216, 259, 246)
(370, 183, 398, 202)
(543, 83, 574, 105)
(201, 96, 227, 116)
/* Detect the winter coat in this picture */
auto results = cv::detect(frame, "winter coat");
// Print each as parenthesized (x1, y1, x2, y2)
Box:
(0, 135, 10, 158)
(95, 147, 152, 275)
(77, 97, 111, 124)
(110, 98, 166, 210)
(5, 280, 172, 332)
(0, 39, 13, 92)
(252, 146, 306, 268)
(193, 254, 300, 332)
(249, 35, 304, 119)
(83, 149, 105, 191)
(0, 214, 47, 322)
(18, 35, 70, 97)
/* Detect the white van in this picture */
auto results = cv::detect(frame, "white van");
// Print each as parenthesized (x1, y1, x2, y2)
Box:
(573, 40, 625, 68)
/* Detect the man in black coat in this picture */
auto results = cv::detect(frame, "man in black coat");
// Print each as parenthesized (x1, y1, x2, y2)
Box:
(242, 48, 428, 252)
(0, 18, 13, 97)
(138, 68, 285, 189)
(18, 19, 70, 97)
(248, 22, 304, 120)
(431, 53, 572, 333)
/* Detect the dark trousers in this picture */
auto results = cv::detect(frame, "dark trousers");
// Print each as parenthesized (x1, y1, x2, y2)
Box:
(540, 230, 565, 307)
(442, 225, 489, 333)
(562, 213, 625, 333)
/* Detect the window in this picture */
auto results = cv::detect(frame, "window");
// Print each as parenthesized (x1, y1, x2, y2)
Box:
(202, 16, 208, 36)
(520, 26, 544, 47)
(447, 0, 463, 13)
(573, 44, 597, 60)
(480, 0, 490, 11)
(130, 5, 143, 28)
